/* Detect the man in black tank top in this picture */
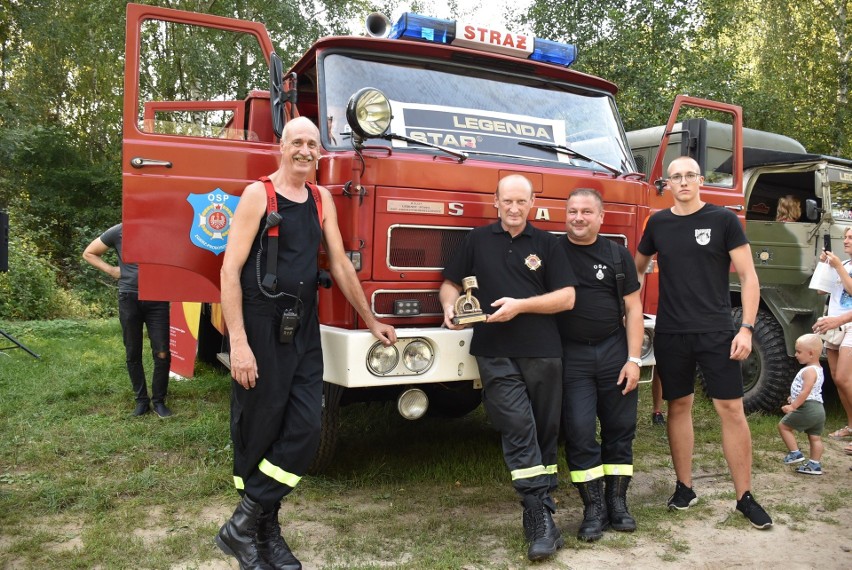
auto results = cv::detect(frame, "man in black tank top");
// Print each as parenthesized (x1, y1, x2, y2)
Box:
(217, 117, 397, 569)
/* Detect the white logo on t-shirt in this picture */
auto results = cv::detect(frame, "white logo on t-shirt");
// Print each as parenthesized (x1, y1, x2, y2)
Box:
(695, 229, 711, 245)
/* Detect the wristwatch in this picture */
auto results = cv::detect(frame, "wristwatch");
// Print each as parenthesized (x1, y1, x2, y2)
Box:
(740, 323, 755, 332)
(627, 356, 643, 367)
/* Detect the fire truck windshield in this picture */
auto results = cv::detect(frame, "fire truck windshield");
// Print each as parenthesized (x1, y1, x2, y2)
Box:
(322, 53, 634, 174)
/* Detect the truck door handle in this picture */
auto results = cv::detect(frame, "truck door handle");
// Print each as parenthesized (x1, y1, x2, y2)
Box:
(725, 205, 744, 211)
(130, 157, 173, 169)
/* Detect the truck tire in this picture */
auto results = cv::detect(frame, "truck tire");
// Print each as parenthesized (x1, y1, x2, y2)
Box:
(734, 307, 796, 413)
(424, 382, 482, 418)
(307, 382, 343, 474)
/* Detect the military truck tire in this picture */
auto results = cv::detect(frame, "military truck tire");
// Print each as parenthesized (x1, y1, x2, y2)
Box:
(307, 382, 343, 474)
(424, 383, 482, 418)
(734, 307, 796, 413)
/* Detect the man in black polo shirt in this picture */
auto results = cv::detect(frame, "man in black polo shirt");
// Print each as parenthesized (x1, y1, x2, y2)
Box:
(557, 189, 643, 542)
(440, 174, 576, 562)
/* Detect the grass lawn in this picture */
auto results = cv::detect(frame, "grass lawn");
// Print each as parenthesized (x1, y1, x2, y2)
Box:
(0, 319, 848, 569)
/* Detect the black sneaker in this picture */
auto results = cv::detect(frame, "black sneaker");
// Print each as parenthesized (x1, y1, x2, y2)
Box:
(132, 402, 150, 417)
(652, 412, 666, 426)
(736, 491, 772, 530)
(153, 402, 173, 418)
(667, 480, 697, 510)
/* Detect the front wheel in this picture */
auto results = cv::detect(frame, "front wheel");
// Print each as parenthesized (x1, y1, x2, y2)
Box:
(735, 307, 797, 413)
(307, 382, 343, 474)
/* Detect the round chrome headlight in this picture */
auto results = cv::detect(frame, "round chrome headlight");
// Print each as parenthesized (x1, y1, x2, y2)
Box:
(641, 329, 654, 360)
(367, 342, 399, 375)
(346, 87, 392, 139)
(403, 340, 434, 373)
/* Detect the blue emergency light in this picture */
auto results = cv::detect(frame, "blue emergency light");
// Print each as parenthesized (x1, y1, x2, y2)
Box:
(387, 12, 576, 68)
(531, 38, 577, 67)
(389, 13, 455, 44)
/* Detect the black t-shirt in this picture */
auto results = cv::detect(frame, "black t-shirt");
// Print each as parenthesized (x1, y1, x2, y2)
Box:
(100, 223, 139, 293)
(637, 203, 748, 333)
(556, 235, 640, 343)
(443, 221, 576, 358)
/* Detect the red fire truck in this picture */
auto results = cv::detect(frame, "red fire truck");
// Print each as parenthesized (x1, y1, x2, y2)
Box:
(122, 4, 745, 470)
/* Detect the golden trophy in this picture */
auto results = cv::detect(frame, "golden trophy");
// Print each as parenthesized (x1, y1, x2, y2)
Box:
(452, 276, 487, 326)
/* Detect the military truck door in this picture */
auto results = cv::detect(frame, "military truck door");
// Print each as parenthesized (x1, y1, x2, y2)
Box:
(122, 3, 278, 302)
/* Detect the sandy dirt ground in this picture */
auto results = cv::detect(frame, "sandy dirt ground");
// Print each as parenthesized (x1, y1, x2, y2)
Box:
(192, 440, 852, 569)
(11, 438, 851, 569)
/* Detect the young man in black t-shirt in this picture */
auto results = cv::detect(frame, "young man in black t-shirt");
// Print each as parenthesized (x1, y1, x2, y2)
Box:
(557, 189, 643, 541)
(440, 174, 576, 561)
(635, 156, 772, 530)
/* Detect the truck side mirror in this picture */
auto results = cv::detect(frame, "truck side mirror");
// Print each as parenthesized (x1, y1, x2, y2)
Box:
(804, 198, 821, 222)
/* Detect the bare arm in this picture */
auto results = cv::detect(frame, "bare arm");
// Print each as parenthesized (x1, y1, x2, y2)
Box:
(439, 279, 464, 329)
(320, 187, 396, 346)
(730, 243, 760, 361)
(821, 250, 852, 295)
(634, 252, 652, 290)
(814, 310, 852, 331)
(220, 181, 266, 389)
(617, 290, 644, 394)
(82, 237, 120, 280)
(487, 286, 575, 324)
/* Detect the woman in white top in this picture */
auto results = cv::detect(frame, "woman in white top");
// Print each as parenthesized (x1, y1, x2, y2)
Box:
(816, 226, 852, 447)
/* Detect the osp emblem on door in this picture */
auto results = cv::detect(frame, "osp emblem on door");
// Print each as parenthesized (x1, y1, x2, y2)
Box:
(695, 228, 711, 246)
(186, 188, 240, 255)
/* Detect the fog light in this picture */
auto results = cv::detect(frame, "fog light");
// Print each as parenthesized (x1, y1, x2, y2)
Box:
(367, 342, 399, 375)
(397, 388, 428, 420)
(403, 339, 433, 373)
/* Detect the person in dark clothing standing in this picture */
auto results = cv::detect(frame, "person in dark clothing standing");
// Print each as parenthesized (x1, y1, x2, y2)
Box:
(556, 188, 643, 542)
(635, 155, 772, 530)
(440, 174, 576, 562)
(83, 223, 172, 418)
(217, 117, 396, 570)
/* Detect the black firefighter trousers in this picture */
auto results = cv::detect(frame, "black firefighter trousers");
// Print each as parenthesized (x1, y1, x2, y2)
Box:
(230, 305, 323, 512)
(476, 356, 562, 498)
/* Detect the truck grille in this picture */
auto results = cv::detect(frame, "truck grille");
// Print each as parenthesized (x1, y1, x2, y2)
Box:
(387, 225, 471, 270)
(372, 289, 442, 317)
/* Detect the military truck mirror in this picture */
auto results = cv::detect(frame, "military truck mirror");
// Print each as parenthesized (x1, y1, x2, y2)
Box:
(269, 52, 285, 140)
(804, 198, 821, 222)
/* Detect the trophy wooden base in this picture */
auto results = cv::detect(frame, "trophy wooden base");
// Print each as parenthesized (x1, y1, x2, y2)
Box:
(452, 312, 487, 326)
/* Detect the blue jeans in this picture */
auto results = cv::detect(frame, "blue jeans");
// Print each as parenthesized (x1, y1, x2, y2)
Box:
(118, 292, 170, 404)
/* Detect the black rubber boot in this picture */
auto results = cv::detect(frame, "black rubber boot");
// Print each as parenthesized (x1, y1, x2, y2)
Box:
(257, 503, 302, 570)
(574, 478, 609, 541)
(215, 495, 275, 569)
(605, 475, 636, 532)
(521, 494, 564, 561)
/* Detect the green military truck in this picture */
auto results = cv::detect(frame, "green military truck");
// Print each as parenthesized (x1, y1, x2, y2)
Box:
(628, 117, 852, 412)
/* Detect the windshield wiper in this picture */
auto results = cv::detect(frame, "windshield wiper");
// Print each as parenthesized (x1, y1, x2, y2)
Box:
(384, 133, 468, 163)
(518, 141, 621, 176)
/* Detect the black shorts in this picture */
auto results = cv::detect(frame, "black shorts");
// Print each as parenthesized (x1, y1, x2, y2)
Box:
(654, 331, 743, 401)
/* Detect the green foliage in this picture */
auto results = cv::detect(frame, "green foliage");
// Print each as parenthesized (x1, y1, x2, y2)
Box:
(0, 233, 89, 320)
(515, 0, 850, 158)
